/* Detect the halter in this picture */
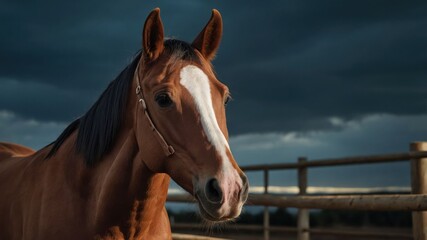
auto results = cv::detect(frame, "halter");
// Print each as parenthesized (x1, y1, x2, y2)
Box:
(134, 65, 175, 157)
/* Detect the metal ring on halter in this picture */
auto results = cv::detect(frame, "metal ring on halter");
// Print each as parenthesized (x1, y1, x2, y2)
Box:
(138, 98, 147, 110)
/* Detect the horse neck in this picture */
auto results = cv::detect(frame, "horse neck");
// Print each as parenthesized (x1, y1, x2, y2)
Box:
(87, 129, 170, 234)
(85, 81, 170, 233)
(92, 82, 173, 234)
(42, 85, 171, 234)
(85, 82, 171, 235)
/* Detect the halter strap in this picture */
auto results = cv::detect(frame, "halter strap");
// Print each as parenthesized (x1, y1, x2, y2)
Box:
(134, 65, 175, 157)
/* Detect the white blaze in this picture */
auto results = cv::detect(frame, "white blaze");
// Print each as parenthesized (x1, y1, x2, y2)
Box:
(179, 65, 230, 164)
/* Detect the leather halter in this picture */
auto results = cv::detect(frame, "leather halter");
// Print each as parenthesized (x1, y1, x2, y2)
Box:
(134, 65, 175, 157)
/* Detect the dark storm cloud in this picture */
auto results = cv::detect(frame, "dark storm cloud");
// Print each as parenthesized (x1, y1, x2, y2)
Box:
(0, 0, 426, 133)
(0, 78, 93, 121)
(216, 1, 427, 134)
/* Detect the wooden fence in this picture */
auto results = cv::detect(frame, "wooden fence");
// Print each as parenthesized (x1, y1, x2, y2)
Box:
(167, 142, 427, 240)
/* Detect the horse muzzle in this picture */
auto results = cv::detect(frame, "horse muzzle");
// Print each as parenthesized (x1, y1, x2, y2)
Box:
(195, 174, 249, 222)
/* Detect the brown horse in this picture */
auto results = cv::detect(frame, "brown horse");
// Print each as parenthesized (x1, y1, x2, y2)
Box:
(0, 8, 248, 240)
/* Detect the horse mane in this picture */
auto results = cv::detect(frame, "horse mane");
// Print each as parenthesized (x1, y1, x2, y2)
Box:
(46, 39, 199, 166)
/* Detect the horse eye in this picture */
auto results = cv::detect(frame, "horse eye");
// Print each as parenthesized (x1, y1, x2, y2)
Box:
(155, 93, 173, 108)
(224, 96, 231, 106)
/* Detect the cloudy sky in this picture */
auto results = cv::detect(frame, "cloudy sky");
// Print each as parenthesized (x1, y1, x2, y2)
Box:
(1, 1, 426, 191)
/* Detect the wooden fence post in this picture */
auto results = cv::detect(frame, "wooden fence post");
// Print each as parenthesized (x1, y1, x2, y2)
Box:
(297, 157, 309, 240)
(411, 142, 427, 240)
(263, 169, 270, 240)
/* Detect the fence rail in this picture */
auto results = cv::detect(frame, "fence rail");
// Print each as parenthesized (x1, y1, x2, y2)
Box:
(167, 142, 427, 240)
(168, 193, 427, 211)
(241, 151, 427, 171)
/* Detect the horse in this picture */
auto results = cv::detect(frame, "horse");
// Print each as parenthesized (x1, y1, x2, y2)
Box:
(0, 8, 249, 240)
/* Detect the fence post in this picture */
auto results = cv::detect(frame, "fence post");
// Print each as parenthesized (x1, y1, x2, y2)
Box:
(263, 169, 270, 240)
(411, 142, 427, 240)
(297, 157, 309, 240)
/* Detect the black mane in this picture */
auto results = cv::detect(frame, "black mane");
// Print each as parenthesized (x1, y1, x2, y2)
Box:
(46, 40, 198, 166)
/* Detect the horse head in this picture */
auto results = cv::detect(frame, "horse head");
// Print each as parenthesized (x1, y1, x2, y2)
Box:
(134, 8, 249, 222)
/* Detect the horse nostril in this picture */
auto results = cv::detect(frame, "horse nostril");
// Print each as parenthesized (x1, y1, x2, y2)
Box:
(205, 178, 223, 204)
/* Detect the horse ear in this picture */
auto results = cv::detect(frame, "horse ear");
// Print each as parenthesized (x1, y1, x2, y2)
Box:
(142, 8, 164, 62)
(192, 9, 223, 61)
